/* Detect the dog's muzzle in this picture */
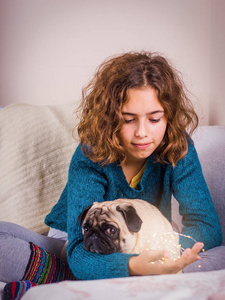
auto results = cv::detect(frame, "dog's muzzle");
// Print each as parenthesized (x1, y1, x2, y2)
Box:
(83, 230, 118, 254)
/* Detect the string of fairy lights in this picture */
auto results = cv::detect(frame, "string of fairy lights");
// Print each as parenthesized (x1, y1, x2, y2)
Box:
(144, 231, 205, 268)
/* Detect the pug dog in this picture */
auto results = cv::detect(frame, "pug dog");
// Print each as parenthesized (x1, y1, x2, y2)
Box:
(74, 198, 180, 259)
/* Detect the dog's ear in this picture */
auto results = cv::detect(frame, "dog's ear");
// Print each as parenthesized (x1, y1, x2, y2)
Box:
(116, 205, 143, 232)
(78, 204, 93, 226)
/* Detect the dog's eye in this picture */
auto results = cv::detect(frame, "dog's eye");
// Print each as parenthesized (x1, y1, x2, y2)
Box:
(83, 224, 89, 233)
(105, 226, 117, 236)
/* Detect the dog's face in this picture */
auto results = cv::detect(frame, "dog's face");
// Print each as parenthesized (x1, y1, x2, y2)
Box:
(78, 200, 143, 254)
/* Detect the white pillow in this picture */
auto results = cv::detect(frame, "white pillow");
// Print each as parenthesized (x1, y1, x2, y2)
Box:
(0, 103, 78, 234)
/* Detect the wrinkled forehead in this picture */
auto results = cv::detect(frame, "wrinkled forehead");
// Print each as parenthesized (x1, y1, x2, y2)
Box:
(84, 203, 121, 226)
(87, 204, 111, 219)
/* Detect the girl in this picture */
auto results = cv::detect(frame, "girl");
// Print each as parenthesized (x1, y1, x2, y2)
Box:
(1, 51, 224, 298)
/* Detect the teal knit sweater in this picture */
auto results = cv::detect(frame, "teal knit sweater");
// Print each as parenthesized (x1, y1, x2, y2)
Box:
(45, 139, 222, 280)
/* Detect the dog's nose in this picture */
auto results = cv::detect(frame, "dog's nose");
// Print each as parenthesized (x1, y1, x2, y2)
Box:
(91, 232, 98, 239)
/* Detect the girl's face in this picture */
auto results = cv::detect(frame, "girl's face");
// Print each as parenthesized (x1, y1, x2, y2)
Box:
(119, 87, 167, 165)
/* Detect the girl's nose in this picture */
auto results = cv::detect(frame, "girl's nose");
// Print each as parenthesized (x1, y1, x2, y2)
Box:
(135, 120, 148, 138)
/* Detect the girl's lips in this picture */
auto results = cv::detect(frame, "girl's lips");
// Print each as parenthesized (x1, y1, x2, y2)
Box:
(132, 143, 151, 149)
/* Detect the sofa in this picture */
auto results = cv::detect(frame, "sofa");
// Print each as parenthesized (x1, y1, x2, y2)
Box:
(0, 103, 225, 300)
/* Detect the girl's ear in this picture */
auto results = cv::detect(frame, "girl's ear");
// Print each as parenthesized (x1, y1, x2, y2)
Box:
(116, 205, 143, 232)
(78, 204, 93, 226)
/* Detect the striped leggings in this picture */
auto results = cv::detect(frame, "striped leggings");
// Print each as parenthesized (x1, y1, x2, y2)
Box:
(0, 222, 68, 283)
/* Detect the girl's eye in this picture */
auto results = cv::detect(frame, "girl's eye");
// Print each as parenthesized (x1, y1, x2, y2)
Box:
(124, 119, 134, 124)
(149, 118, 160, 123)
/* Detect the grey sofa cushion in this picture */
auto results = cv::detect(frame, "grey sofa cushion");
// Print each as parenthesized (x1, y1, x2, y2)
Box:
(192, 126, 225, 245)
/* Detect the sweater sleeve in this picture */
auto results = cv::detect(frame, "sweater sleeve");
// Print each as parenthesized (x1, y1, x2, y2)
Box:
(172, 140, 222, 251)
(66, 147, 133, 280)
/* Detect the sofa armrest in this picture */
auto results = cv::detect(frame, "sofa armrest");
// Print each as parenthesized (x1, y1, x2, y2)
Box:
(0, 103, 78, 234)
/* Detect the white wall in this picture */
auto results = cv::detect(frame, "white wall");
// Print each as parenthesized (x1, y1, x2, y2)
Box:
(210, 0, 225, 125)
(0, 0, 224, 125)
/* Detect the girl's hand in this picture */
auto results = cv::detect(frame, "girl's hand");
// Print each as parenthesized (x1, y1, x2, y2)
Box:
(128, 242, 204, 276)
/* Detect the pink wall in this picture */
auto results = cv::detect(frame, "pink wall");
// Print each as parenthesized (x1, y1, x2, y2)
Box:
(0, 0, 224, 125)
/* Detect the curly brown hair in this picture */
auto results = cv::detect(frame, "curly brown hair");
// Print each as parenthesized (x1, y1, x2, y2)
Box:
(77, 51, 198, 166)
